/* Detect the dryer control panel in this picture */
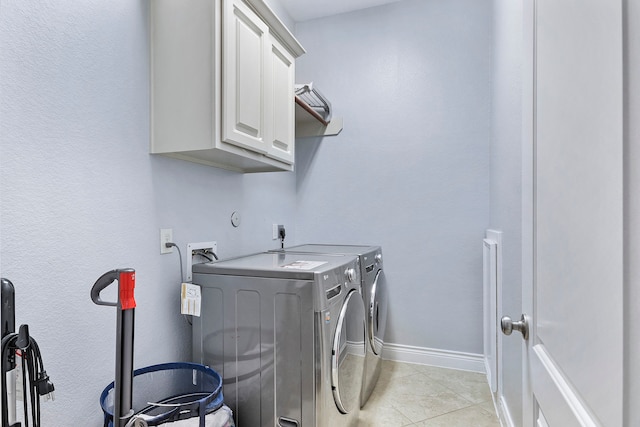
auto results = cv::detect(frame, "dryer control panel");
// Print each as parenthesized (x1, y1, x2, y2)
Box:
(314, 257, 360, 312)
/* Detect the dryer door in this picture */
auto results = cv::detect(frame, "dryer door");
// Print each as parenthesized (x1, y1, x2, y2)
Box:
(331, 290, 365, 414)
(368, 269, 388, 355)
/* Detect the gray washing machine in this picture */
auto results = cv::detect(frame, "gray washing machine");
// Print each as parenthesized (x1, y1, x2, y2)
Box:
(191, 252, 365, 427)
(270, 245, 388, 407)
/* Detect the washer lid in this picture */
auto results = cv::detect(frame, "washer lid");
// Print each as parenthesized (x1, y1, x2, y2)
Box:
(192, 252, 358, 280)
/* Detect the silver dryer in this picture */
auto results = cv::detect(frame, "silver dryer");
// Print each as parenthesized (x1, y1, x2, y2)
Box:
(270, 244, 388, 407)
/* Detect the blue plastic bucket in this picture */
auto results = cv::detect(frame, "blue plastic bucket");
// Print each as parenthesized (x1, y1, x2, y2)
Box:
(100, 362, 223, 427)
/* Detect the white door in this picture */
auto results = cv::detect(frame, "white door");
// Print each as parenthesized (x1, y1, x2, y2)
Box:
(518, 0, 624, 426)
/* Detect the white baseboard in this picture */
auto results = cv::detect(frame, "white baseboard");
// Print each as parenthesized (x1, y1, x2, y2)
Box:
(381, 342, 485, 373)
(498, 394, 516, 427)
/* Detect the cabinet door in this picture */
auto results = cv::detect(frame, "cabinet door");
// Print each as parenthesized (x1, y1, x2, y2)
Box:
(266, 37, 295, 165)
(222, 0, 269, 154)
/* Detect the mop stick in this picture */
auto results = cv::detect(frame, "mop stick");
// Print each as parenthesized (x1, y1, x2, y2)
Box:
(91, 269, 136, 427)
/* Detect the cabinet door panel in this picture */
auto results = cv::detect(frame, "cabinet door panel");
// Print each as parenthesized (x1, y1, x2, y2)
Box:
(236, 17, 262, 137)
(223, 0, 269, 153)
(267, 39, 294, 164)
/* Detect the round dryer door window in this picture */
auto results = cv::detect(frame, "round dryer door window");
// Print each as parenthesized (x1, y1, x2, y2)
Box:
(368, 269, 388, 356)
(331, 290, 366, 414)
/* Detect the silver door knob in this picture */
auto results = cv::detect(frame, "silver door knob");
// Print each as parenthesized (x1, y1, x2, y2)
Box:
(501, 314, 529, 340)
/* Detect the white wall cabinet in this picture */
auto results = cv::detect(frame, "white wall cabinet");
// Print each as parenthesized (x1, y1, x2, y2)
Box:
(151, 0, 304, 173)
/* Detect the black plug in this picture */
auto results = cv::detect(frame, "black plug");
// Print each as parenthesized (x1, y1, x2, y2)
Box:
(278, 225, 286, 249)
(35, 371, 55, 401)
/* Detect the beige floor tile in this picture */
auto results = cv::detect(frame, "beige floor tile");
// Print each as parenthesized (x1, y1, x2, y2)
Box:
(357, 361, 501, 426)
(413, 365, 493, 404)
(411, 404, 501, 427)
(377, 359, 422, 383)
(373, 372, 475, 423)
(381, 371, 449, 397)
(476, 400, 498, 415)
(393, 391, 475, 423)
(358, 403, 414, 427)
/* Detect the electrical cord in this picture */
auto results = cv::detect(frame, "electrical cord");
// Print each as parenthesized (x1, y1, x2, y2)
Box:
(279, 226, 286, 249)
(1, 324, 54, 427)
(165, 242, 194, 326)
(165, 243, 184, 282)
(195, 252, 213, 262)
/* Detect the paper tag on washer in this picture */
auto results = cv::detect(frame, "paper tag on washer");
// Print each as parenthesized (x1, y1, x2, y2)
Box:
(181, 283, 201, 317)
(281, 260, 327, 270)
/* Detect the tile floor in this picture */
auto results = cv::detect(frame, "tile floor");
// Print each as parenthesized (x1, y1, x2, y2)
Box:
(359, 360, 501, 427)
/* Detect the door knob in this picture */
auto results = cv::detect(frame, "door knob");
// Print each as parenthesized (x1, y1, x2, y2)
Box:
(501, 314, 529, 340)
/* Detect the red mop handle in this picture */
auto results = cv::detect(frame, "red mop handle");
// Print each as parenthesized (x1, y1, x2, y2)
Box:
(118, 270, 136, 310)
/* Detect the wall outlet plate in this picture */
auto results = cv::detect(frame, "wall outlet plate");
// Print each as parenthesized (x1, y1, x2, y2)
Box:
(186, 241, 217, 282)
(272, 224, 285, 240)
(160, 228, 173, 254)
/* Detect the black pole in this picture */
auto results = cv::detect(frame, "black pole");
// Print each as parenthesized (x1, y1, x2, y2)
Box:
(1, 278, 16, 340)
(1, 278, 16, 427)
(115, 307, 135, 427)
(1, 278, 16, 372)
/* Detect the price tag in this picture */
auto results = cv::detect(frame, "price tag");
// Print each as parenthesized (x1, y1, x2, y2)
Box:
(181, 283, 201, 317)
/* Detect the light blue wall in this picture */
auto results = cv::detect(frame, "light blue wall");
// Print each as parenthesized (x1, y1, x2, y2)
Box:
(0, 0, 295, 424)
(626, 1, 640, 425)
(490, 0, 523, 424)
(294, 0, 493, 353)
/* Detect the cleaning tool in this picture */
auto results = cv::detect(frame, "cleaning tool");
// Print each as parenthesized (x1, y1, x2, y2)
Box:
(1, 278, 55, 427)
(91, 268, 137, 427)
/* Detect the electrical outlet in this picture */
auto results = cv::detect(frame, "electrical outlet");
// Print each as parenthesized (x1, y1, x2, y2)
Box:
(186, 241, 217, 282)
(160, 228, 173, 254)
(272, 224, 285, 240)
